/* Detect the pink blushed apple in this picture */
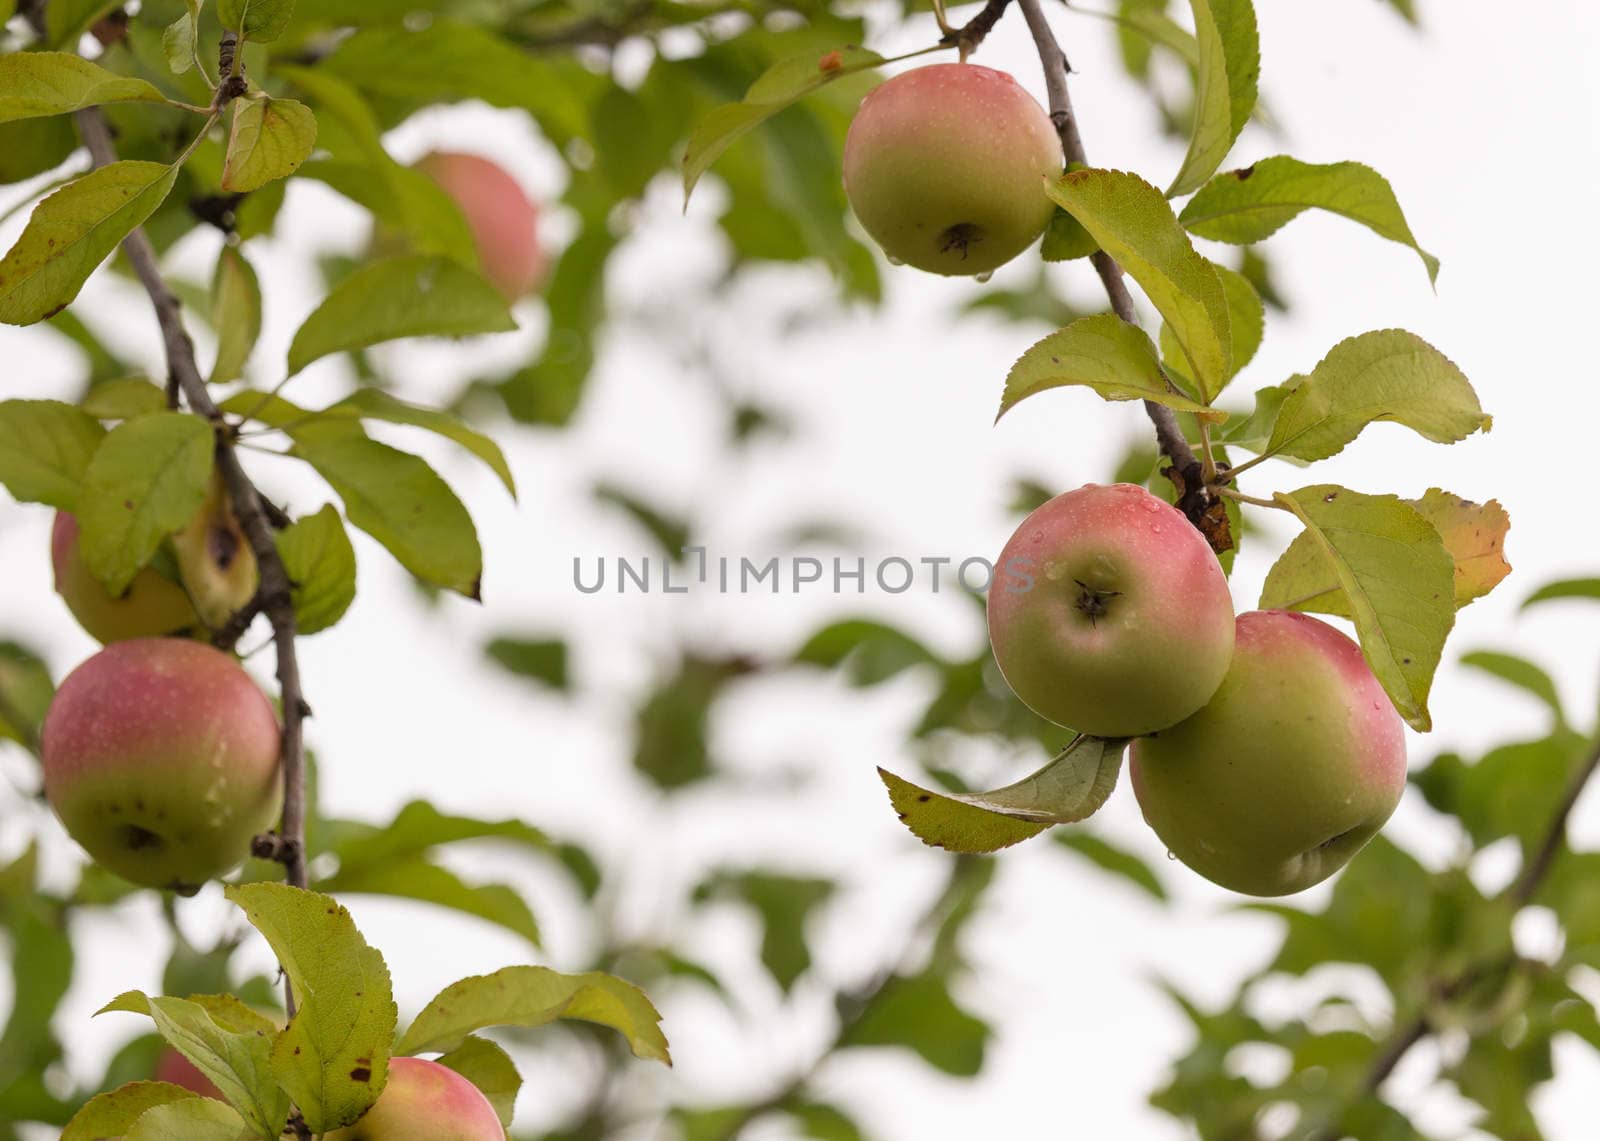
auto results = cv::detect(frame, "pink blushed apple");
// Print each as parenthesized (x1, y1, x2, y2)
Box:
(987, 483, 1235, 737)
(1130, 610, 1408, 896)
(41, 638, 281, 894)
(842, 62, 1063, 276)
(325, 1057, 504, 1140)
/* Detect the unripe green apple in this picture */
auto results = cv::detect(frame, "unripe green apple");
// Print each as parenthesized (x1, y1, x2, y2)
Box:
(52, 512, 199, 643)
(987, 483, 1235, 737)
(171, 473, 259, 631)
(842, 62, 1063, 276)
(41, 638, 281, 895)
(1130, 610, 1408, 896)
(324, 1057, 504, 1140)
(416, 151, 545, 302)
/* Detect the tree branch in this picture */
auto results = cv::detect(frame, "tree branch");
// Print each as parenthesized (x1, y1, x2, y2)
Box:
(70, 108, 311, 1010)
(1014, 0, 1209, 522)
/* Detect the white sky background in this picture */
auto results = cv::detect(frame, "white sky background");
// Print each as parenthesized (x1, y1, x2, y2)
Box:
(3, 0, 1600, 1137)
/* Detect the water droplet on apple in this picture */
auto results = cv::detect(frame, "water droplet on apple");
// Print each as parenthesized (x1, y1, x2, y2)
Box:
(887, 254, 905, 266)
(1150, 524, 1163, 534)
(1031, 530, 1043, 542)
(974, 270, 994, 284)
(1166, 850, 1177, 860)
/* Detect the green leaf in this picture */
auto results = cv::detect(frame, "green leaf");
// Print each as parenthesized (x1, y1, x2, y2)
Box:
(319, 859, 541, 946)
(1261, 485, 1455, 730)
(879, 736, 1127, 854)
(0, 161, 180, 326)
(1459, 651, 1566, 728)
(223, 884, 397, 1134)
(0, 53, 170, 124)
(125, 1097, 246, 1139)
(81, 378, 168, 420)
(696, 872, 834, 992)
(682, 45, 884, 203)
(434, 1037, 520, 1131)
(838, 971, 989, 1077)
(485, 638, 568, 690)
(1053, 832, 1168, 900)
(1523, 577, 1600, 610)
(0, 398, 105, 508)
(162, 3, 204, 76)
(1046, 169, 1233, 401)
(61, 1082, 200, 1141)
(320, 21, 597, 142)
(999, 312, 1209, 421)
(0, 117, 78, 185)
(397, 966, 670, 1065)
(273, 504, 356, 635)
(1167, 0, 1259, 196)
(1039, 209, 1098, 262)
(96, 992, 288, 1138)
(793, 619, 939, 686)
(287, 255, 515, 376)
(1180, 156, 1439, 283)
(0, 642, 53, 749)
(1257, 330, 1488, 462)
(325, 800, 552, 869)
(209, 247, 262, 384)
(287, 426, 482, 598)
(221, 97, 316, 193)
(331, 388, 515, 497)
(77, 412, 214, 595)
(217, 0, 296, 42)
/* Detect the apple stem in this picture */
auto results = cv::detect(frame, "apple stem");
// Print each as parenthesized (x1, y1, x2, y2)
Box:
(70, 105, 312, 1019)
(1014, 0, 1216, 531)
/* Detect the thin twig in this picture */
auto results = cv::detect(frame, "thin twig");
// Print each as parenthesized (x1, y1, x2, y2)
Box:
(1508, 732, 1600, 906)
(71, 108, 311, 1012)
(1014, 0, 1208, 523)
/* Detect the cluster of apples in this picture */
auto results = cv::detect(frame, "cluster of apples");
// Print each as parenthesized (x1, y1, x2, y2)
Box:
(988, 485, 1408, 896)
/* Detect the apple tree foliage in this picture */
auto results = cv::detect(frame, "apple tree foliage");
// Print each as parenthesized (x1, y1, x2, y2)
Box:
(0, 1, 1592, 1139)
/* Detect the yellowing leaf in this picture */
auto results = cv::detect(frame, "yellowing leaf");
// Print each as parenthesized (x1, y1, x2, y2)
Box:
(0, 53, 169, 124)
(397, 965, 670, 1064)
(1047, 169, 1233, 401)
(999, 313, 1208, 421)
(880, 735, 1127, 854)
(1408, 488, 1511, 607)
(0, 161, 180, 326)
(222, 97, 317, 192)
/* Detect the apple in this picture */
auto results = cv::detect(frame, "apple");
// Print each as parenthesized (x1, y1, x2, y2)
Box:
(1130, 610, 1408, 896)
(987, 483, 1235, 737)
(842, 62, 1063, 276)
(53, 512, 199, 644)
(154, 1048, 223, 1100)
(324, 1056, 504, 1140)
(53, 480, 259, 645)
(170, 472, 259, 632)
(41, 638, 282, 895)
(416, 151, 545, 302)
